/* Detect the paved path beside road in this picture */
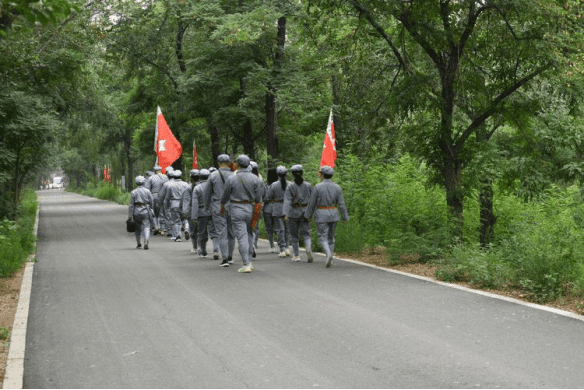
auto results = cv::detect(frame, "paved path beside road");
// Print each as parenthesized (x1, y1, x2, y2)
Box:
(23, 190, 584, 388)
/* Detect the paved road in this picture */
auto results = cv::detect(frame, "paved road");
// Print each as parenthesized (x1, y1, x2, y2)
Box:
(25, 189, 584, 388)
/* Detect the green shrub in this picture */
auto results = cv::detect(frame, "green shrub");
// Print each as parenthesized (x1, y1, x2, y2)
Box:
(0, 188, 38, 277)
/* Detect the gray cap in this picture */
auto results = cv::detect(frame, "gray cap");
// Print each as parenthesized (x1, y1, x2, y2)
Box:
(135, 175, 146, 185)
(319, 165, 334, 176)
(291, 164, 303, 173)
(218, 154, 231, 163)
(146, 171, 154, 177)
(190, 169, 200, 177)
(173, 170, 182, 178)
(166, 166, 174, 173)
(250, 161, 258, 169)
(208, 167, 217, 173)
(153, 165, 162, 171)
(199, 169, 210, 177)
(276, 165, 287, 175)
(236, 154, 251, 168)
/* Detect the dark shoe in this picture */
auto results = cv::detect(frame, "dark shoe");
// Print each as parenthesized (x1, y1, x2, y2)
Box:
(213, 252, 220, 260)
(252, 249, 256, 258)
(136, 244, 142, 249)
(144, 244, 149, 250)
(228, 257, 234, 264)
(220, 260, 230, 267)
(185, 231, 190, 240)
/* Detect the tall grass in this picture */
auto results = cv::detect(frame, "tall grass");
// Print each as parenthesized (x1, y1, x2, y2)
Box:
(0, 188, 38, 277)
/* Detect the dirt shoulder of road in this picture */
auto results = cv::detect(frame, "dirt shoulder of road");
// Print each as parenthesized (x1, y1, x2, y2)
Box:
(0, 266, 25, 386)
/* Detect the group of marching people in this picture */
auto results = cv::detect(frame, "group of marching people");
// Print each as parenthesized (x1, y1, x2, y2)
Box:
(128, 153, 349, 273)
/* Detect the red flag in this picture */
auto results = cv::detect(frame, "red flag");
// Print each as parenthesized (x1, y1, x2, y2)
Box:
(155, 107, 183, 174)
(104, 164, 107, 182)
(192, 140, 199, 169)
(320, 109, 336, 168)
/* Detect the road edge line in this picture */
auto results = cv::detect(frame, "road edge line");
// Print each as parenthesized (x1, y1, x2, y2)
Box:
(2, 204, 38, 389)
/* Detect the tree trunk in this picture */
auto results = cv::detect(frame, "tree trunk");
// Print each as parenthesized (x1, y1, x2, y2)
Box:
(265, 16, 286, 167)
(478, 178, 495, 246)
(265, 86, 278, 165)
(208, 118, 220, 166)
(442, 155, 463, 238)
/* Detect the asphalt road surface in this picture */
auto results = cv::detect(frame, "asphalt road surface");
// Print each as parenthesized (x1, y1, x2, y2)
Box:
(25, 189, 584, 388)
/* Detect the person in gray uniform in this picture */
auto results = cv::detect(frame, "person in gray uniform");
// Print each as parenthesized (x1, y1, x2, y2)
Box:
(205, 154, 235, 267)
(283, 164, 313, 262)
(182, 169, 199, 252)
(267, 165, 291, 258)
(250, 161, 263, 257)
(206, 167, 221, 259)
(161, 169, 186, 241)
(263, 168, 278, 253)
(304, 165, 349, 268)
(190, 169, 213, 257)
(129, 175, 154, 249)
(176, 170, 191, 240)
(144, 164, 168, 235)
(220, 155, 263, 273)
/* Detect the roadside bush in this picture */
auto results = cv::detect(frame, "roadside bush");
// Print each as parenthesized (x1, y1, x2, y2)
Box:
(67, 182, 130, 206)
(0, 188, 38, 277)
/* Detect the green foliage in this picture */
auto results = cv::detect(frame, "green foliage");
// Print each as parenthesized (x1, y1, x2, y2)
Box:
(0, 188, 37, 277)
(0, 327, 9, 341)
(337, 153, 451, 261)
(66, 182, 130, 206)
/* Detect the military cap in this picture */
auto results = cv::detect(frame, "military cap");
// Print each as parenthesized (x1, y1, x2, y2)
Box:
(145, 171, 154, 177)
(236, 154, 251, 168)
(153, 165, 162, 171)
(319, 165, 334, 176)
(199, 169, 210, 177)
(166, 166, 174, 174)
(208, 167, 217, 173)
(250, 161, 258, 169)
(173, 170, 182, 178)
(190, 169, 200, 177)
(276, 165, 287, 175)
(135, 175, 146, 185)
(291, 164, 303, 173)
(217, 154, 231, 163)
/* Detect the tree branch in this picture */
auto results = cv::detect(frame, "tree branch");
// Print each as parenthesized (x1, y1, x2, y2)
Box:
(454, 63, 552, 152)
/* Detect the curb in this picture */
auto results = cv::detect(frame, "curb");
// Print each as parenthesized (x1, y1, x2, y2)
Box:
(2, 205, 38, 389)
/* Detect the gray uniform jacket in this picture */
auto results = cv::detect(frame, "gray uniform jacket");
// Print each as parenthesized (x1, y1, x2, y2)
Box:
(283, 181, 312, 219)
(266, 180, 291, 217)
(162, 180, 185, 209)
(181, 183, 195, 218)
(190, 180, 211, 220)
(304, 179, 349, 223)
(158, 178, 174, 207)
(220, 168, 262, 216)
(129, 187, 154, 218)
(144, 173, 167, 197)
(205, 168, 234, 213)
(262, 182, 273, 214)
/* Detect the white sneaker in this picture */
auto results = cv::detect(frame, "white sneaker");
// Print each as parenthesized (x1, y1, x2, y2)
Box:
(190, 248, 197, 253)
(279, 251, 287, 258)
(249, 262, 254, 271)
(238, 265, 252, 273)
(285, 248, 291, 256)
(175, 238, 182, 242)
(292, 256, 301, 262)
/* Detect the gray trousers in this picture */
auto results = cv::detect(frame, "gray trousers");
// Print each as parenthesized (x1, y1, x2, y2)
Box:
(188, 218, 198, 249)
(197, 215, 212, 255)
(231, 212, 253, 265)
(168, 207, 182, 239)
(207, 219, 220, 253)
(134, 212, 151, 245)
(212, 209, 235, 260)
(274, 216, 290, 251)
(316, 221, 337, 256)
(263, 211, 276, 248)
(289, 217, 312, 256)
